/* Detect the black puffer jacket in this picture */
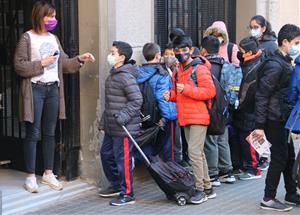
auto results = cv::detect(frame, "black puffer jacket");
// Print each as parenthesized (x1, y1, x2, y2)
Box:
(255, 50, 293, 129)
(99, 63, 143, 137)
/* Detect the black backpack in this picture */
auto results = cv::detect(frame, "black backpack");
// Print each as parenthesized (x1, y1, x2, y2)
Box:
(189, 64, 229, 135)
(139, 76, 160, 128)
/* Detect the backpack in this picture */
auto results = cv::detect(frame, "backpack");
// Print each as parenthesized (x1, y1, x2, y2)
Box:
(189, 64, 229, 135)
(238, 60, 263, 111)
(220, 62, 243, 109)
(227, 42, 234, 63)
(139, 76, 160, 128)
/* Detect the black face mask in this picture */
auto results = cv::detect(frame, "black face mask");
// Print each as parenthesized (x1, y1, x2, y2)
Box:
(175, 52, 191, 63)
(237, 51, 244, 64)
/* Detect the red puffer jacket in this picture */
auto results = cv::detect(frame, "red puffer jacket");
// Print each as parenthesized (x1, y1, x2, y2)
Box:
(170, 57, 216, 126)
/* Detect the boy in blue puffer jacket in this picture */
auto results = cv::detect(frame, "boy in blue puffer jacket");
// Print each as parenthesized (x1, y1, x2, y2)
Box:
(138, 42, 177, 162)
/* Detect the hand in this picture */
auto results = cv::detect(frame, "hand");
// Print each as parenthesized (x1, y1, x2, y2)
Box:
(114, 113, 125, 126)
(99, 129, 104, 134)
(176, 83, 184, 93)
(252, 129, 265, 143)
(159, 118, 166, 130)
(41, 55, 57, 67)
(78, 52, 95, 62)
(163, 91, 170, 101)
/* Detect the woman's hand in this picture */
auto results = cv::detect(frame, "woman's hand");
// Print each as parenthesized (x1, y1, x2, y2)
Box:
(41, 55, 57, 67)
(252, 129, 265, 143)
(78, 52, 95, 62)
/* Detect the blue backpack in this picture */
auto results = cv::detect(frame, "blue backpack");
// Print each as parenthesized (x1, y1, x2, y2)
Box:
(220, 62, 243, 109)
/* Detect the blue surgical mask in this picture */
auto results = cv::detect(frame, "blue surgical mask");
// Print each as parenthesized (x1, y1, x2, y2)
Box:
(107, 54, 116, 66)
(288, 44, 300, 56)
(250, 28, 262, 39)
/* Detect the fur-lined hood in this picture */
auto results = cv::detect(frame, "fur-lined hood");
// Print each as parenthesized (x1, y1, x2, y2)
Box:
(203, 21, 229, 45)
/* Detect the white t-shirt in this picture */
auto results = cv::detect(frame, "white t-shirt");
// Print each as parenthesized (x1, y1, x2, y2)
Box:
(28, 31, 60, 84)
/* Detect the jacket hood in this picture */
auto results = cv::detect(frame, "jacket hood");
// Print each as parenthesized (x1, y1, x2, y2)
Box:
(137, 63, 166, 83)
(205, 54, 225, 66)
(262, 34, 277, 42)
(203, 21, 229, 44)
(191, 57, 211, 71)
(110, 63, 139, 78)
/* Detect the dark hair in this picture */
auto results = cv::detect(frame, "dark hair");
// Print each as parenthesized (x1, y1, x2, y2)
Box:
(172, 36, 193, 49)
(250, 15, 276, 38)
(112, 41, 133, 63)
(278, 24, 300, 46)
(239, 36, 258, 54)
(201, 36, 220, 54)
(169, 28, 185, 42)
(32, 1, 56, 33)
(164, 42, 173, 50)
(142, 43, 161, 61)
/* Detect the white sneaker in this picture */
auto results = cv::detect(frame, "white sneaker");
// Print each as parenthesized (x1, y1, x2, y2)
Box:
(42, 173, 63, 191)
(24, 176, 39, 193)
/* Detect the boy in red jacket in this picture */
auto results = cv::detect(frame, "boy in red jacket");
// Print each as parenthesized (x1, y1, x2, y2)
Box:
(164, 36, 216, 204)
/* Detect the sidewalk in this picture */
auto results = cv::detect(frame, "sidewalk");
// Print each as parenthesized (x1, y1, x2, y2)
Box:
(23, 166, 300, 215)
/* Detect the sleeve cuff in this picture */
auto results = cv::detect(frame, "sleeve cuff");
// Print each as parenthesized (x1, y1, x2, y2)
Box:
(255, 122, 265, 129)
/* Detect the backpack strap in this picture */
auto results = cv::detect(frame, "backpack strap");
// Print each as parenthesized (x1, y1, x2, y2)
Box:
(227, 42, 234, 63)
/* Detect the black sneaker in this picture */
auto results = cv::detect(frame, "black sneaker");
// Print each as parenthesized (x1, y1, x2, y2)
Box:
(109, 194, 136, 206)
(210, 176, 221, 187)
(285, 193, 300, 206)
(219, 171, 236, 184)
(260, 198, 293, 212)
(204, 188, 217, 199)
(99, 186, 121, 198)
(188, 190, 208, 204)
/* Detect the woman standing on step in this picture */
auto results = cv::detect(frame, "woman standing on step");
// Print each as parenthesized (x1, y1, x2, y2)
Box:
(14, 1, 95, 193)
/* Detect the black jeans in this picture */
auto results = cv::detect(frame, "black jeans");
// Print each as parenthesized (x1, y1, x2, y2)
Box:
(264, 120, 297, 199)
(24, 83, 59, 173)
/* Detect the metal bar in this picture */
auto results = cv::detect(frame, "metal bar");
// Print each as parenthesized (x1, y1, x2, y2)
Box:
(122, 126, 151, 166)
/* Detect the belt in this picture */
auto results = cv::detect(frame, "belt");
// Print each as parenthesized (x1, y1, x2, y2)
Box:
(34, 81, 57, 86)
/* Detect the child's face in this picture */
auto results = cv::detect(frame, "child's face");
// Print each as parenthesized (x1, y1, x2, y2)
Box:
(107, 46, 125, 67)
(163, 48, 175, 58)
(282, 36, 300, 55)
(174, 47, 193, 64)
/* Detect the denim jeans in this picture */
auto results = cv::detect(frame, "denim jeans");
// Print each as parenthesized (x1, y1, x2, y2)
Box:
(24, 83, 59, 173)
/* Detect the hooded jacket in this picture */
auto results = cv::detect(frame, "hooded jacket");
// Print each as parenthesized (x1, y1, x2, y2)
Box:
(169, 57, 216, 126)
(204, 21, 240, 65)
(137, 63, 177, 121)
(285, 55, 300, 132)
(99, 63, 143, 137)
(258, 34, 278, 57)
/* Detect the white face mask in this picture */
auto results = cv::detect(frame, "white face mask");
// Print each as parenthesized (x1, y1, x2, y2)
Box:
(250, 28, 262, 39)
(107, 54, 116, 66)
(218, 36, 224, 44)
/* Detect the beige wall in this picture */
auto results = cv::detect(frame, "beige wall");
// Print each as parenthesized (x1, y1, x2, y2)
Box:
(236, 0, 300, 44)
(78, 0, 154, 185)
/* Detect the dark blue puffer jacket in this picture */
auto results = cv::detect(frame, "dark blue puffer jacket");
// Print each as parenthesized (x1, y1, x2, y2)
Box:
(137, 63, 177, 121)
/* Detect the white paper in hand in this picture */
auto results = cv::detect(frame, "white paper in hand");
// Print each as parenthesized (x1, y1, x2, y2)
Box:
(246, 132, 272, 156)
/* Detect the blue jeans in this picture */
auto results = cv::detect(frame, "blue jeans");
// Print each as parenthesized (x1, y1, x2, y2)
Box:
(24, 83, 59, 173)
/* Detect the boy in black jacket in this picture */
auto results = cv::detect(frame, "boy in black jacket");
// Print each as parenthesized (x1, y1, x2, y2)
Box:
(253, 24, 300, 212)
(98, 41, 143, 206)
(232, 36, 264, 180)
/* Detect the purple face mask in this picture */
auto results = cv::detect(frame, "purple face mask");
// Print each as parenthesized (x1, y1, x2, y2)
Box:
(45, 19, 58, 31)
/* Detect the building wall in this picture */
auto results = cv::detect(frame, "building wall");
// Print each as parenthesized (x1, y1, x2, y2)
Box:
(236, 0, 300, 44)
(78, 0, 154, 185)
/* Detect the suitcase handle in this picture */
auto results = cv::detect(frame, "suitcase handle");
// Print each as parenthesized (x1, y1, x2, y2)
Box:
(122, 126, 151, 166)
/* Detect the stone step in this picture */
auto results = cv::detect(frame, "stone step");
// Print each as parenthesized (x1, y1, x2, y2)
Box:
(2, 180, 95, 215)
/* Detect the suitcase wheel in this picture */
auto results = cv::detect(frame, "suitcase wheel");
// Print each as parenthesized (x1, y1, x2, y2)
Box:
(176, 196, 186, 206)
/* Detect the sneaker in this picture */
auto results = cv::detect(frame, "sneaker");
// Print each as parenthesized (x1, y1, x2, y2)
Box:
(260, 198, 293, 212)
(24, 176, 39, 193)
(232, 169, 243, 176)
(99, 186, 121, 198)
(210, 176, 221, 187)
(219, 171, 236, 184)
(258, 160, 269, 171)
(238, 172, 261, 181)
(204, 188, 217, 199)
(285, 193, 300, 206)
(41, 173, 63, 191)
(109, 194, 136, 206)
(188, 190, 208, 204)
